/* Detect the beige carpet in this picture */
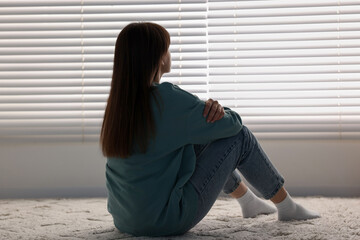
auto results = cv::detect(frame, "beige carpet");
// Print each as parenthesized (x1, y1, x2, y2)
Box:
(0, 196, 359, 240)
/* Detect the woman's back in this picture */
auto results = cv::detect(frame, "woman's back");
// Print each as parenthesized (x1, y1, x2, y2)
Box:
(106, 82, 242, 236)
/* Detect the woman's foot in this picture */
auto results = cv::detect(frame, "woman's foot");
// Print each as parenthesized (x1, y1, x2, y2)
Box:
(237, 188, 277, 218)
(275, 193, 321, 221)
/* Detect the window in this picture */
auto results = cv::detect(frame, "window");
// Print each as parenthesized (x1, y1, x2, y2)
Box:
(208, 0, 360, 139)
(0, 0, 359, 142)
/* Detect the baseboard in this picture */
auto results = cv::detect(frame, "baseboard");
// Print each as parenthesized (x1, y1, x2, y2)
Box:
(227, 185, 360, 198)
(0, 187, 108, 199)
(2, 186, 359, 199)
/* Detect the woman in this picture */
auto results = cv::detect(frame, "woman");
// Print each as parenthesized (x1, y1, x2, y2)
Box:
(100, 22, 320, 237)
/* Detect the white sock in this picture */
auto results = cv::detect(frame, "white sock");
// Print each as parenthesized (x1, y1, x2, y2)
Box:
(236, 188, 277, 218)
(275, 192, 321, 221)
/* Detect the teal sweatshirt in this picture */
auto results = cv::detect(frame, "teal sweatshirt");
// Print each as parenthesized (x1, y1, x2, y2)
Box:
(106, 81, 243, 237)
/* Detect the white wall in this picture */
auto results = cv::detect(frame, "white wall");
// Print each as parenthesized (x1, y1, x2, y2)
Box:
(1, 139, 359, 199)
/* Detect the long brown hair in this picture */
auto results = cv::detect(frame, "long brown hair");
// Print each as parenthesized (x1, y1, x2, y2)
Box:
(100, 22, 170, 158)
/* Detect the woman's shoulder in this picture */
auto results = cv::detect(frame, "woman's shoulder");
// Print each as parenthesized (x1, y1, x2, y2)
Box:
(154, 81, 175, 90)
(155, 81, 200, 102)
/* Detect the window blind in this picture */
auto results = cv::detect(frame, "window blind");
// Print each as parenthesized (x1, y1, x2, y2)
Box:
(0, 0, 359, 142)
(0, 0, 208, 142)
(208, 0, 360, 139)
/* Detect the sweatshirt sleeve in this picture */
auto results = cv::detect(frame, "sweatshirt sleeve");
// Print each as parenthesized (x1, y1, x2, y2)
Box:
(186, 97, 243, 144)
(166, 83, 242, 145)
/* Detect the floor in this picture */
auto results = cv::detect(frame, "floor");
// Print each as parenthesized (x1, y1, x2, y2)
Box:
(0, 196, 359, 239)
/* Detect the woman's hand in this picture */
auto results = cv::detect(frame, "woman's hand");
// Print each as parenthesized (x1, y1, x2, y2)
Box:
(203, 98, 225, 123)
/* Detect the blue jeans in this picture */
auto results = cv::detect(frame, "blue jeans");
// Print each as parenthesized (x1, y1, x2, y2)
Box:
(185, 125, 284, 232)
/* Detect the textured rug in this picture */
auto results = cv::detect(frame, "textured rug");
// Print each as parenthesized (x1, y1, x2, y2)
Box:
(0, 196, 359, 240)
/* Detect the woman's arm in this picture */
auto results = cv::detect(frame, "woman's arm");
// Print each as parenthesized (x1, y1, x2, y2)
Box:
(186, 97, 242, 144)
(163, 82, 242, 145)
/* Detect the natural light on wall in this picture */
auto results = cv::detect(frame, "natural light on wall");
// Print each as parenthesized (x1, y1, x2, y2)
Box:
(0, 0, 359, 142)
